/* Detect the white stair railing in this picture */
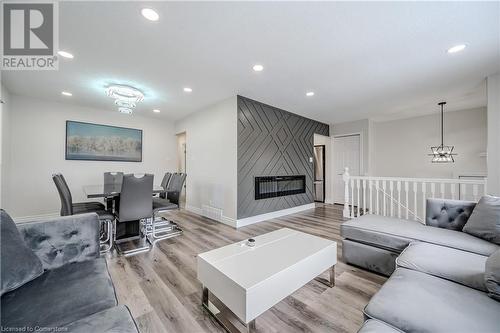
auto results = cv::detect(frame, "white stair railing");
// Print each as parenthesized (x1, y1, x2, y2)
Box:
(342, 167, 487, 222)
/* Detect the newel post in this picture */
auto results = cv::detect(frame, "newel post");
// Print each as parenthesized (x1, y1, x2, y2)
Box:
(343, 167, 351, 218)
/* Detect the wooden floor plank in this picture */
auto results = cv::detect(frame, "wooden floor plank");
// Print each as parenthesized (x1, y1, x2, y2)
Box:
(107, 204, 385, 333)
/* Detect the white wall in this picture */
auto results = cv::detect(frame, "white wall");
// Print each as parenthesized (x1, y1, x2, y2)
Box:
(487, 73, 500, 195)
(372, 107, 487, 178)
(4, 95, 176, 218)
(313, 133, 332, 204)
(0, 83, 12, 209)
(175, 96, 238, 222)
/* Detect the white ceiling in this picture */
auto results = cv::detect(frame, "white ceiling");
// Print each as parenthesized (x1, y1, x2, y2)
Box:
(2, 1, 499, 124)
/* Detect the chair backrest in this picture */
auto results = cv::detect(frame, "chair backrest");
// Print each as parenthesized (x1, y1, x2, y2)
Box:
(104, 172, 124, 185)
(166, 173, 186, 205)
(159, 172, 172, 199)
(52, 173, 73, 216)
(117, 173, 153, 222)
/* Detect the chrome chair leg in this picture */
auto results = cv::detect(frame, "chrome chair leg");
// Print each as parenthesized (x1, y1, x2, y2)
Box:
(99, 219, 113, 254)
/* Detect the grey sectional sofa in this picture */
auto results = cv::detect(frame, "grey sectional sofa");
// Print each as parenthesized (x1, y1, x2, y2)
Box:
(340, 197, 500, 332)
(0, 210, 138, 332)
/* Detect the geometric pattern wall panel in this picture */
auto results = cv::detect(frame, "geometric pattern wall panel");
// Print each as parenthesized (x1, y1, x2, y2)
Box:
(237, 96, 329, 219)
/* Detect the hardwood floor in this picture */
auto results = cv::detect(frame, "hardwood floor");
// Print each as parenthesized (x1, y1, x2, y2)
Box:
(106, 204, 386, 333)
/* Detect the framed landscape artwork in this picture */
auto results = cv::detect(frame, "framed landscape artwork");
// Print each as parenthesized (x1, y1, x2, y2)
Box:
(66, 121, 142, 162)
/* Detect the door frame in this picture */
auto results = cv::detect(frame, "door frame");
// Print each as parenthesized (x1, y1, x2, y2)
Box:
(314, 145, 326, 203)
(332, 132, 363, 204)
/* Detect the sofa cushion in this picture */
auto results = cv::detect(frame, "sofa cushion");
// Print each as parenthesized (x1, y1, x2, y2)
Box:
(341, 214, 498, 256)
(1, 258, 117, 329)
(0, 210, 43, 296)
(364, 268, 500, 333)
(463, 195, 500, 245)
(425, 198, 476, 231)
(396, 242, 487, 291)
(62, 305, 138, 333)
(358, 319, 402, 333)
(485, 249, 500, 301)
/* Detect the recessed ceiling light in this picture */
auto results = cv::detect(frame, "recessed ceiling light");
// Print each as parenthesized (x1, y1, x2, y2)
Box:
(153, 109, 161, 113)
(119, 107, 133, 114)
(447, 44, 466, 54)
(57, 50, 74, 59)
(183, 87, 193, 93)
(253, 64, 264, 72)
(141, 8, 159, 21)
(61, 91, 72, 96)
(306, 91, 315, 97)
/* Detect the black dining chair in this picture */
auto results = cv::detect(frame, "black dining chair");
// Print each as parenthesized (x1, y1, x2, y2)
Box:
(114, 173, 154, 255)
(52, 173, 114, 252)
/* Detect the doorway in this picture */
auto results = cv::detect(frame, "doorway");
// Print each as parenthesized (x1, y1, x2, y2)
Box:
(333, 134, 361, 204)
(176, 132, 186, 207)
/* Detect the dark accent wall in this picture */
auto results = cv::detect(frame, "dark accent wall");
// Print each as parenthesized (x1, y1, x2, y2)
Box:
(237, 96, 329, 219)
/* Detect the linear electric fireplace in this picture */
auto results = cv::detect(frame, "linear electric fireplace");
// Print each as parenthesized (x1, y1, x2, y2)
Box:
(254, 175, 306, 200)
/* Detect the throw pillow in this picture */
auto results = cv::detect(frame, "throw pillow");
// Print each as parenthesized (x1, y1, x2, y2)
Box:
(463, 195, 500, 245)
(1, 209, 44, 295)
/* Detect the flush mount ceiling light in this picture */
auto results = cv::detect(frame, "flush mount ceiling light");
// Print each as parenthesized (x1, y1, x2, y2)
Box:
(183, 87, 193, 93)
(306, 91, 315, 97)
(153, 109, 161, 113)
(447, 44, 466, 54)
(61, 91, 72, 96)
(253, 64, 264, 72)
(141, 8, 159, 21)
(57, 50, 74, 59)
(429, 102, 457, 163)
(106, 84, 144, 114)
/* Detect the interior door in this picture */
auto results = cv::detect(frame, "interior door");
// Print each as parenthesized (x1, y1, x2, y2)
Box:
(333, 134, 360, 204)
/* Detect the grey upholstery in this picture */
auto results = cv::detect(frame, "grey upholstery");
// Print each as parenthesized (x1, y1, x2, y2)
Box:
(342, 239, 399, 276)
(1, 258, 117, 329)
(396, 242, 487, 291)
(159, 172, 172, 199)
(62, 305, 138, 333)
(17, 213, 100, 270)
(358, 320, 402, 333)
(425, 198, 476, 230)
(0, 210, 43, 296)
(52, 174, 104, 216)
(463, 195, 500, 245)
(364, 268, 500, 333)
(341, 214, 498, 256)
(116, 174, 153, 222)
(104, 171, 124, 185)
(153, 197, 178, 210)
(165, 172, 186, 205)
(485, 249, 500, 301)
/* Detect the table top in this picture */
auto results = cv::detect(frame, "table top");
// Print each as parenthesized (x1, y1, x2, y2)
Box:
(83, 183, 165, 198)
(197, 228, 336, 289)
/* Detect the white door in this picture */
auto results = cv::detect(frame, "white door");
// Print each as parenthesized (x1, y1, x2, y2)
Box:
(333, 135, 361, 204)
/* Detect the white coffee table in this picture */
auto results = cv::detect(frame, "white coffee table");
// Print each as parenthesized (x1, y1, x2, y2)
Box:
(197, 228, 337, 332)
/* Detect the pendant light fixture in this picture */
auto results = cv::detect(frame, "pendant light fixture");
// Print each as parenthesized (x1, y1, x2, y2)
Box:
(429, 102, 457, 163)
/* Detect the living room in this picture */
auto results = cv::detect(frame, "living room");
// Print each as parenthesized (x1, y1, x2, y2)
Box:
(1, 1, 499, 333)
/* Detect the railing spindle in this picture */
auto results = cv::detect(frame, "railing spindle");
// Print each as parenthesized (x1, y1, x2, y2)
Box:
(376, 180, 380, 215)
(389, 181, 394, 217)
(413, 182, 418, 221)
(342, 167, 350, 218)
(405, 181, 409, 220)
(397, 181, 401, 218)
(363, 180, 367, 215)
(350, 179, 355, 218)
(473, 184, 479, 202)
(431, 183, 436, 199)
(382, 180, 387, 217)
(356, 179, 361, 217)
(462, 184, 467, 201)
(369, 180, 373, 214)
(440, 183, 445, 199)
(421, 182, 426, 223)
(451, 183, 456, 200)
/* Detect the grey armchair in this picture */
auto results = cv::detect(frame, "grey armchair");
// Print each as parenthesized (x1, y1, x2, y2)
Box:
(0, 211, 138, 332)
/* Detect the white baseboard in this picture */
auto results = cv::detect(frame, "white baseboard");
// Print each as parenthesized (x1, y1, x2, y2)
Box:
(13, 212, 60, 223)
(185, 205, 237, 228)
(235, 203, 316, 228)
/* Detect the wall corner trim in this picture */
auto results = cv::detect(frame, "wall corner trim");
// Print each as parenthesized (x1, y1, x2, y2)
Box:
(235, 203, 316, 228)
